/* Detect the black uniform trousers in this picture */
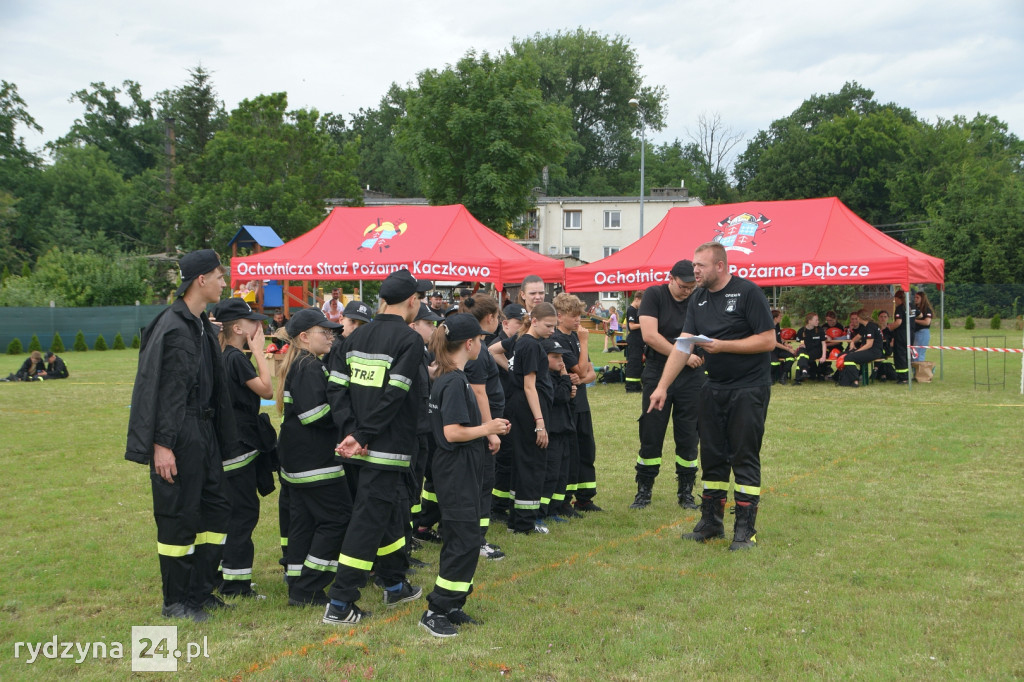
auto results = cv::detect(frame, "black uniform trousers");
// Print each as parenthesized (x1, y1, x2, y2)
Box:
(573, 410, 597, 502)
(427, 446, 483, 613)
(635, 363, 701, 484)
(277, 477, 290, 574)
(287, 479, 352, 602)
(795, 353, 826, 380)
(892, 335, 910, 380)
(771, 348, 796, 382)
(491, 432, 513, 515)
(330, 466, 409, 603)
(837, 347, 881, 385)
(507, 394, 545, 532)
(478, 445, 495, 543)
(408, 433, 430, 542)
(414, 446, 441, 531)
(696, 384, 770, 505)
(545, 431, 572, 514)
(151, 415, 231, 608)
(219, 461, 260, 595)
(624, 338, 644, 391)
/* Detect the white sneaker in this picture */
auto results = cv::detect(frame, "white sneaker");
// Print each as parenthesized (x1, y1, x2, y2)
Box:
(479, 542, 505, 560)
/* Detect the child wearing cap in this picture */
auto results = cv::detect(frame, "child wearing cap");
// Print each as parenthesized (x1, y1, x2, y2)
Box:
(212, 298, 274, 599)
(540, 338, 575, 523)
(506, 302, 559, 535)
(408, 303, 443, 559)
(275, 308, 352, 608)
(487, 303, 526, 519)
(419, 314, 510, 638)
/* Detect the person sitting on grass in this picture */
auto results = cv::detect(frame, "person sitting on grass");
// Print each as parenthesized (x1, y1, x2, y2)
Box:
(42, 351, 69, 379)
(4, 350, 46, 382)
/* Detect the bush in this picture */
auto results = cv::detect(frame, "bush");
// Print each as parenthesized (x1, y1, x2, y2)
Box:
(7, 338, 23, 355)
(94, 334, 108, 351)
(132, 334, 141, 349)
(112, 332, 126, 350)
(990, 314, 1001, 330)
(965, 316, 975, 330)
(780, 313, 792, 328)
(943, 316, 951, 330)
(74, 330, 88, 352)
(50, 332, 65, 353)
(28, 334, 42, 352)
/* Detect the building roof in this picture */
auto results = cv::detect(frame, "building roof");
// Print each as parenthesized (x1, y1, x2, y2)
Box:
(228, 225, 285, 249)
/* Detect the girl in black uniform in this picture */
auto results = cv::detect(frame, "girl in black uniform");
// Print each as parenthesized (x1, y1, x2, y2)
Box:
(420, 314, 510, 638)
(213, 299, 273, 599)
(275, 308, 352, 607)
(460, 294, 507, 561)
(794, 313, 827, 383)
(507, 302, 558, 535)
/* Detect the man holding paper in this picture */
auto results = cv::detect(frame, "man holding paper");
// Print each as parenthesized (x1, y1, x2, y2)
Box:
(630, 260, 705, 511)
(648, 242, 775, 550)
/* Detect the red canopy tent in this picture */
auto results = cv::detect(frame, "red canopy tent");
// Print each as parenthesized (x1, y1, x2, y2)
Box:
(565, 197, 944, 292)
(231, 204, 565, 291)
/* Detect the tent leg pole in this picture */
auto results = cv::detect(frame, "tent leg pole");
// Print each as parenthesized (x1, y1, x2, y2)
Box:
(939, 288, 945, 381)
(907, 292, 912, 392)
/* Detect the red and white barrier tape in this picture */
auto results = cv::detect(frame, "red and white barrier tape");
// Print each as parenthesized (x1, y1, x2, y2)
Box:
(912, 345, 1024, 353)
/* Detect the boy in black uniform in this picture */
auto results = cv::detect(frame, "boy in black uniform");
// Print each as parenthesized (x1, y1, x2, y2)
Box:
(650, 242, 776, 551)
(794, 313, 827, 383)
(420, 314, 510, 638)
(410, 303, 443, 552)
(125, 249, 236, 622)
(632, 261, 703, 510)
(488, 304, 526, 519)
(541, 338, 575, 521)
(623, 291, 644, 392)
(324, 269, 431, 625)
(42, 352, 69, 379)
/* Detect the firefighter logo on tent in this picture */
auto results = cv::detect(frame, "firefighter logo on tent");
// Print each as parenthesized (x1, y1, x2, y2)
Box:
(712, 212, 771, 255)
(358, 218, 408, 252)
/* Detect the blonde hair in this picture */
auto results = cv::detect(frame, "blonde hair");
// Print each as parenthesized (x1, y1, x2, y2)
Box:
(552, 292, 584, 316)
(218, 318, 248, 351)
(274, 331, 313, 414)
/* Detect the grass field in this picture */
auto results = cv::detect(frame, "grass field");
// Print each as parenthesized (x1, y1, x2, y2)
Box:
(1, 328, 1022, 681)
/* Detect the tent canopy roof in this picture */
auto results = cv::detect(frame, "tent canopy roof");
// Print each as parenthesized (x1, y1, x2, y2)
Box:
(231, 205, 564, 290)
(228, 225, 284, 249)
(565, 197, 944, 292)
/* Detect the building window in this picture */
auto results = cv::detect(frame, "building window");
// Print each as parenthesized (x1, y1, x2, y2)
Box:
(563, 210, 582, 230)
(563, 245, 581, 259)
(604, 211, 621, 229)
(603, 246, 620, 258)
(517, 210, 539, 240)
(521, 243, 540, 253)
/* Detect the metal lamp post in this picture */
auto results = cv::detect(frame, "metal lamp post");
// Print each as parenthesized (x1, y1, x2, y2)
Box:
(629, 98, 645, 238)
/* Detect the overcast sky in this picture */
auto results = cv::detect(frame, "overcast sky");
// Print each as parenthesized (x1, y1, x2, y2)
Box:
(3, 0, 1022, 166)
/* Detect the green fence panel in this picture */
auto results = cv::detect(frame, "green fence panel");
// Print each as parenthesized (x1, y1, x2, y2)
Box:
(0, 305, 169, 351)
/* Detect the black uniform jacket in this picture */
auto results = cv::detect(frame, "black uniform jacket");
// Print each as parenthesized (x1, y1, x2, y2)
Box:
(124, 298, 239, 465)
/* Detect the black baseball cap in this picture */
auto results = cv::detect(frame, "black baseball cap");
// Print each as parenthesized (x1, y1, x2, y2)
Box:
(415, 303, 443, 322)
(502, 304, 527, 321)
(213, 298, 269, 323)
(286, 308, 342, 336)
(379, 269, 432, 304)
(429, 291, 444, 299)
(444, 304, 460, 317)
(670, 260, 695, 282)
(176, 249, 226, 297)
(342, 300, 374, 324)
(440, 313, 484, 342)
(540, 338, 571, 355)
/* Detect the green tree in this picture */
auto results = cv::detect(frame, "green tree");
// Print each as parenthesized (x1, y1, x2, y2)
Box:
(73, 330, 88, 351)
(509, 29, 667, 196)
(30, 247, 157, 306)
(50, 332, 65, 353)
(28, 334, 41, 352)
(51, 80, 162, 179)
(399, 50, 575, 230)
(332, 85, 421, 198)
(0, 81, 43, 194)
(780, 285, 863, 320)
(132, 333, 140, 349)
(112, 332, 126, 349)
(6, 338, 22, 354)
(177, 92, 361, 247)
(684, 112, 743, 204)
(94, 334, 108, 351)
(154, 65, 227, 172)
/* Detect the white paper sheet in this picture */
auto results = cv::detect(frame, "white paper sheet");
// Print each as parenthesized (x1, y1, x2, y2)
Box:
(674, 335, 713, 355)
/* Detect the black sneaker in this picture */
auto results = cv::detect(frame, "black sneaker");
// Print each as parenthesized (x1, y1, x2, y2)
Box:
(447, 608, 483, 626)
(224, 588, 266, 601)
(479, 542, 505, 561)
(288, 591, 329, 607)
(574, 500, 604, 512)
(408, 555, 431, 569)
(162, 603, 210, 623)
(200, 594, 234, 610)
(413, 527, 443, 544)
(559, 504, 583, 519)
(419, 610, 458, 638)
(409, 537, 424, 552)
(323, 602, 370, 625)
(383, 581, 423, 608)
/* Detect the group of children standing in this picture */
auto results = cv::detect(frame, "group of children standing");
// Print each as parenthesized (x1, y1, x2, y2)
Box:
(214, 270, 602, 639)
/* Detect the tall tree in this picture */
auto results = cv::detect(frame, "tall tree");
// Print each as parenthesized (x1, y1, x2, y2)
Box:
(51, 80, 163, 178)
(177, 92, 361, 248)
(398, 50, 575, 230)
(510, 29, 667, 195)
(0, 81, 43, 193)
(685, 112, 743, 204)
(330, 84, 421, 198)
(154, 65, 227, 173)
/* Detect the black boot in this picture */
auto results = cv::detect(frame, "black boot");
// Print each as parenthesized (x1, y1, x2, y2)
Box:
(682, 496, 725, 542)
(628, 480, 653, 509)
(676, 469, 698, 509)
(729, 501, 758, 550)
